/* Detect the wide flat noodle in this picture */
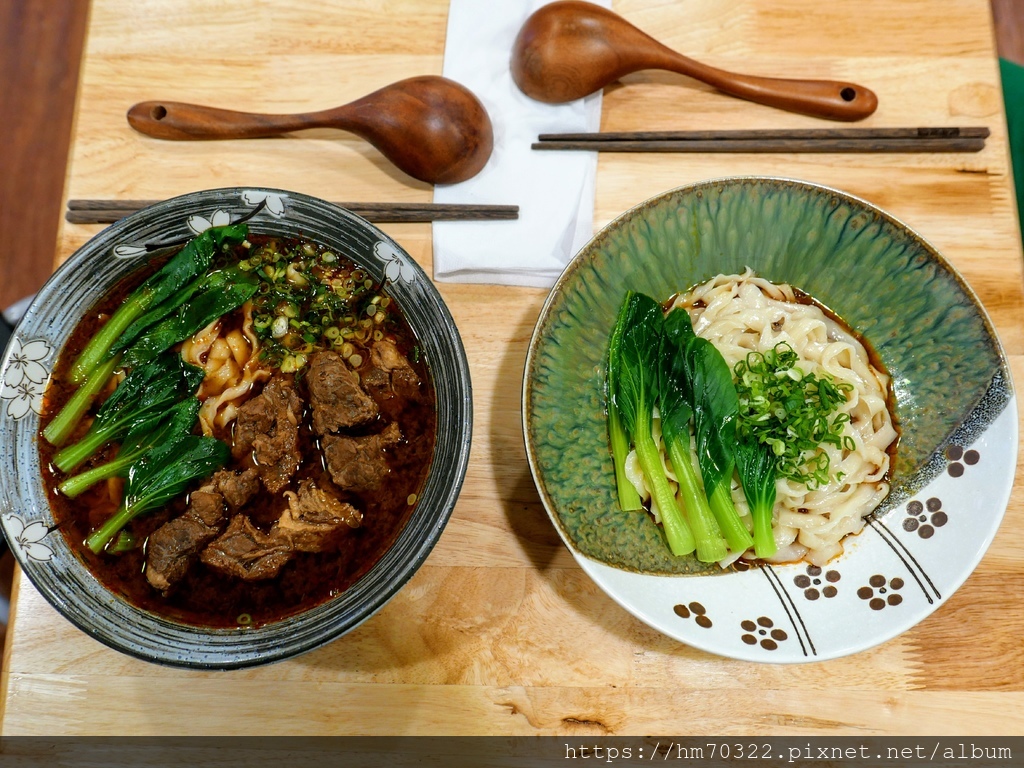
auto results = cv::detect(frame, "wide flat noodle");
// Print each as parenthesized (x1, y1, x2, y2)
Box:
(180, 301, 270, 436)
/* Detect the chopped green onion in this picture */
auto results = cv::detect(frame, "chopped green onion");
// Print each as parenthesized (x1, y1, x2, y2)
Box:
(246, 238, 391, 369)
(734, 342, 855, 489)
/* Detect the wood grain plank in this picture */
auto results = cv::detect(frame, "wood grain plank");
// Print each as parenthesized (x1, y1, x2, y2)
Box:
(0, 566, 924, 697)
(906, 573, 1024, 690)
(3, 629, 1021, 737)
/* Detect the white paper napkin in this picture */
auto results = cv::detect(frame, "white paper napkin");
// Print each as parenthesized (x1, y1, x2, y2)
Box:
(432, 0, 610, 288)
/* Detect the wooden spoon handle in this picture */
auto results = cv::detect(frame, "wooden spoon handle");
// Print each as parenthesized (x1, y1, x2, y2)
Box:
(651, 47, 877, 121)
(126, 101, 335, 140)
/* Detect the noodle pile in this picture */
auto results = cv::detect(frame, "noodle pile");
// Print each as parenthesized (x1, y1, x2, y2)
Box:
(180, 301, 270, 436)
(625, 271, 898, 566)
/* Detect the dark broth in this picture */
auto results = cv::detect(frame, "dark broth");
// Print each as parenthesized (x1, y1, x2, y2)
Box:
(39, 235, 436, 628)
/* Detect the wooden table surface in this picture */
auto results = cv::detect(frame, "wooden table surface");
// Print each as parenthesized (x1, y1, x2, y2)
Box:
(2, 0, 1023, 736)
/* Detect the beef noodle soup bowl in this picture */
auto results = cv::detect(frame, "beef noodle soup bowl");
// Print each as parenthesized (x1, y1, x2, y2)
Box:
(0, 189, 472, 668)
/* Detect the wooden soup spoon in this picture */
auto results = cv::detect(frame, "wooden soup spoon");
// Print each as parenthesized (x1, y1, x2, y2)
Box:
(511, 1, 878, 121)
(127, 75, 494, 184)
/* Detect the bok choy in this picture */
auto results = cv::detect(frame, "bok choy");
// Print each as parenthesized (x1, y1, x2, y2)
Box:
(734, 436, 778, 559)
(659, 310, 728, 562)
(85, 433, 230, 554)
(607, 293, 643, 512)
(43, 229, 255, 448)
(68, 223, 248, 386)
(120, 266, 258, 368)
(58, 398, 201, 499)
(610, 292, 695, 557)
(51, 352, 205, 473)
(605, 290, 775, 563)
(683, 336, 755, 555)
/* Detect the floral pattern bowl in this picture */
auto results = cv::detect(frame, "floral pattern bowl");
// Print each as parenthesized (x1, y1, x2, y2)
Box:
(522, 176, 1016, 662)
(0, 188, 472, 668)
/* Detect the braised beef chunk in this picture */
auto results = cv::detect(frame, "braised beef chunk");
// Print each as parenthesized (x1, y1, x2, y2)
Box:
(146, 518, 219, 592)
(144, 464, 261, 592)
(210, 467, 260, 510)
(145, 489, 228, 592)
(141, 354, 412, 590)
(306, 350, 378, 435)
(187, 490, 226, 527)
(232, 376, 302, 493)
(202, 484, 361, 580)
(201, 514, 293, 581)
(362, 340, 422, 404)
(278, 480, 362, 553)
(322, 421, 402, 494)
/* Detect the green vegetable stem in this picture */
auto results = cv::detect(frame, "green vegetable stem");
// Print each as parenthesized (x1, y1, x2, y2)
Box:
(684, 336, 754, 554)
(41, 354, 122, 448)
(659, 309, 727, 563)
(611, 292, 696, 557)
(85, 433, 229, 554)
(734, 436, 778, 558)
(51, 353, 205, 473)
(607, 293, 643, 512)
(68, 224, 248, 386)
(58, 398, 201, 499)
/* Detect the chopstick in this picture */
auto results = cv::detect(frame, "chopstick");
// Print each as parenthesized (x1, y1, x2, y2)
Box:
(66, 199, 519, 224)
(533, 126, 990, 153)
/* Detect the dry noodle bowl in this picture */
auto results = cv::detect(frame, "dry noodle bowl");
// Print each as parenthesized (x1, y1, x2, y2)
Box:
(626, 270, 898, 566)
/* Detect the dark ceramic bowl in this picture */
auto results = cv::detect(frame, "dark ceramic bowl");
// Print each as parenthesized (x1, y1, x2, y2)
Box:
(523, 177, 1015, 661)
(0, 188, 472, 668)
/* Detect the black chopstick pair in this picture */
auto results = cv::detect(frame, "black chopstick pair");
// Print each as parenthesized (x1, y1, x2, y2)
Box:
(65, 199, 519, 225)
(532, 126, 990, 153)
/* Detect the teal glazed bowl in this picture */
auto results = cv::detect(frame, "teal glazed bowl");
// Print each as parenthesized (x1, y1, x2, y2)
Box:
(0, 188, 472, 668)
(523, 177, 1015, 662)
